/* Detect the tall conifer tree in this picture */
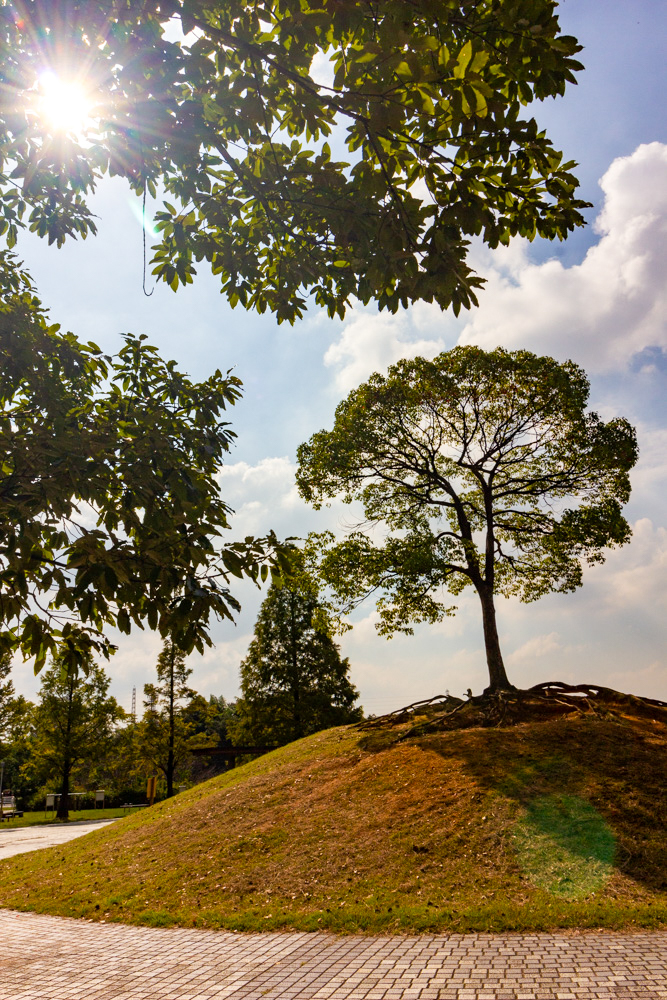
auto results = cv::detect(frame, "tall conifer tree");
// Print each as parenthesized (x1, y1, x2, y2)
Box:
(233, 579, 362, 746)
(139, 639, 195, 797)
(31, 657, 123, 820)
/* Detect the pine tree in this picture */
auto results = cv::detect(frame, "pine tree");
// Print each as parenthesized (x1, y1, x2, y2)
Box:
(30, 656, 123, 820)
(137, 639, 195, 797)
(232, 579, 362, 746)
(0, 652, 32, 803)
(0, 650, 15, 752)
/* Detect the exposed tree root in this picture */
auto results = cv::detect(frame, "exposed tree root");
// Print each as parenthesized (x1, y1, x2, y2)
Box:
(358, 682, 667, 736)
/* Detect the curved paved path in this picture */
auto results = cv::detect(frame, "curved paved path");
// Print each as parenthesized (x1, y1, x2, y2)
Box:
(0, 909, 665, 999)
(0, 818, 118, 861)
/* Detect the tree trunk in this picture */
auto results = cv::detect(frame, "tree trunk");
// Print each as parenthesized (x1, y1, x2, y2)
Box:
(57, 673, 75, 820)
(289, 591, 303, 740)
(477, 584, 513, 693)
(57, 758, 70, 821)
(167, 644, 175, 797)
(166, 747, 174, 798)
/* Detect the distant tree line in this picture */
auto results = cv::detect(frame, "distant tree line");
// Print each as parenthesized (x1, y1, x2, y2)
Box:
(0, 649, 238, 818)
(0, 574, 362, 816)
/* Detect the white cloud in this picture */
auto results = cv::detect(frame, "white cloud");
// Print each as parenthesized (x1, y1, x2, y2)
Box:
(589, 517, 667, 614)
(311, 143, 667, 704)
(508, 632, 563, 664)
(487, 515, 667, 698)
(12, 146, 667, 711)
(192, 632, 254, 698)
(219, 455, 298, 499)
(338, 608, 489, 714)
(630, 424, 667, 507)
(323, 309, 451, 394)
(324, 142, 667, 388)
(332, 514, 667, 708)
(459, 142, 667, 370)
(219, 455, 366, 542)
(218, 456, 305, 537)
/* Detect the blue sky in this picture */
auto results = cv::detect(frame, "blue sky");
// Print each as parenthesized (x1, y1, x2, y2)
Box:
(12, 0, 667, 713)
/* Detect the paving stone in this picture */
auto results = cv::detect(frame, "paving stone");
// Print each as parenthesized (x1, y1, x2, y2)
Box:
(0, 910, 665, 999)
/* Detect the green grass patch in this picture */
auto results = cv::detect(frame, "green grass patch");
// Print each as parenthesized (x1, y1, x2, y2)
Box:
(512, 794, 616, 899)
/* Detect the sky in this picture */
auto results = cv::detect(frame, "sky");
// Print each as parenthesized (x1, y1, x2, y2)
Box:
(10, 0, 667, 715)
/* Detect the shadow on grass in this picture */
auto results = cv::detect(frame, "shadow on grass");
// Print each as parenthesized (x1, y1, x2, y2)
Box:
(361, 715, 667, 896)
(434, 719, 667, 894)
(512, 793, 616, 898)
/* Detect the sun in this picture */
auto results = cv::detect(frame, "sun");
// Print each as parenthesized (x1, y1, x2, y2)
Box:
(37, 72, 93, 135)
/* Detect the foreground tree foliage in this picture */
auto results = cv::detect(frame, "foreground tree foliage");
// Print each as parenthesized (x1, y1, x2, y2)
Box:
(297, 347, 638, 692)
(0, 257, 283, 672)
(232, 572, 362, 746)
(0, 1, 588, 321)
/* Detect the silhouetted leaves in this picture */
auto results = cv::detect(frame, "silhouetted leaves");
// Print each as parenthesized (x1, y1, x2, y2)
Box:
(0, 1, 588, 321)
(0, 260, 284, 672)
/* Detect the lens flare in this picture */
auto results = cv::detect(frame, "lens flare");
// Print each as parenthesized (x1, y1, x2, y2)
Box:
(38, 72, 92, 135)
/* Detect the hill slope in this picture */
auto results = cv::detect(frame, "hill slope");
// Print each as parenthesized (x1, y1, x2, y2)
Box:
(0, 713, 665, 932)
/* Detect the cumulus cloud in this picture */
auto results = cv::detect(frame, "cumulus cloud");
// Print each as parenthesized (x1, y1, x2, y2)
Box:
(323, 308, 451, 394)
(485, 515, 667, 698)
(508, 632, 563, 664)
(338, 607, 490, 714)
(629, 424, 667, 511)
(18, 145, 664, 713)
(213, 143, 667, 706)
(191, 632, 254, 697)
(588, 517, 667, 615)
(324, 142, 667, 389)
(219, 455, 365, 541)
(333, 513, 667, 708)
(459, 142, 667, 370)
(311, 143, 667, 704)
(218, 456, 305, 537)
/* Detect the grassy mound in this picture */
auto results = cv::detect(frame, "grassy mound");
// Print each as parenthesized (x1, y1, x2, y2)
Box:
(0, 711, 665, 933)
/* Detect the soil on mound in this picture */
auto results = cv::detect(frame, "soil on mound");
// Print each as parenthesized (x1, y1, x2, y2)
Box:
(0, 708, 665, 933)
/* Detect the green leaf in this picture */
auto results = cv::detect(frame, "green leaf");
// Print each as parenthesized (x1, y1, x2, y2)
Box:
(0, 0, 587, 323)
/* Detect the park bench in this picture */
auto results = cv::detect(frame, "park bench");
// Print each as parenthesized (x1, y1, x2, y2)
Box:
(0, 795, 23, 819)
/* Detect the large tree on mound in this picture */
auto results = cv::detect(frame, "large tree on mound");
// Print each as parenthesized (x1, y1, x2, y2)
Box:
(0, 1, 587, 321)
(232, 575, 362, 745)
(296, 347, 638, 693)
(0, 258, 282, 672)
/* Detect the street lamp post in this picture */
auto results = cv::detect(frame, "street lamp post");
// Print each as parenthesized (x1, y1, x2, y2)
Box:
(0, 760, 5, 820)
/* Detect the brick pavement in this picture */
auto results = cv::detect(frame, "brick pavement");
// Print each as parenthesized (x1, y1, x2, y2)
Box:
(0, 910, 665, 999)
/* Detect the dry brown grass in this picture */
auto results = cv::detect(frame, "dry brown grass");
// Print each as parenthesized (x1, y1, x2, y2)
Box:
(0, 712, 665, 932)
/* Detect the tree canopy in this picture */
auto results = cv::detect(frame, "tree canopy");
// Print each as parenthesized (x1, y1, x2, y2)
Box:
(138, 637, 196, 796)
(0, 649, 21, 751)
(231, 571, 362, 745)
(29, 654, 123, 819)
(1, 0, 587, 321)
(0, 258, 284, 673)
(297, 347, 638, 692)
